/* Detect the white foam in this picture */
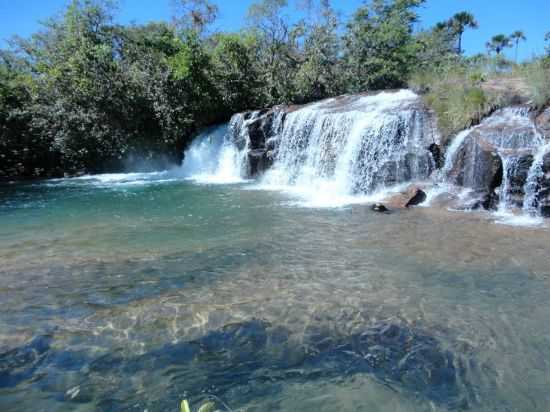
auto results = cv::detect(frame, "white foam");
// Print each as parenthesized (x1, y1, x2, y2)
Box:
(180, 124, 248, 185)
(493, 210, 545, 227)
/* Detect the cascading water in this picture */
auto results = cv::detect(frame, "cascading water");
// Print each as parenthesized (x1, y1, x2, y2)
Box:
(441, 107, 548, 223)
(259, 90, 437, 206)
(180, 115, 257, 184)
(181, 91, 549, 224)
(523, 143, 550, 215)
(496, 155, 520, 213)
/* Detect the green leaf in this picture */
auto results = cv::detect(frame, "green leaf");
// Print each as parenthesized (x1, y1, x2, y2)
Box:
(181, 399, 191, 412)
(197, 401, 217, 412)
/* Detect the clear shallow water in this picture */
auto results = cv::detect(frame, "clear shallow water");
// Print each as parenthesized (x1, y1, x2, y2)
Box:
(1, 174, 550, 411)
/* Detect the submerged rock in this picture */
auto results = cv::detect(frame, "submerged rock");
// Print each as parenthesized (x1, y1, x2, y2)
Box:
(8, 319, 475, 409)
(0, 334, 52, 388)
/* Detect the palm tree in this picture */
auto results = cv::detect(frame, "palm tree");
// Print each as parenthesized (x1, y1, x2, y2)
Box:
(486, 34, 511, 55)
(448, 11, 478, 54)
(510, 30, 526, 63)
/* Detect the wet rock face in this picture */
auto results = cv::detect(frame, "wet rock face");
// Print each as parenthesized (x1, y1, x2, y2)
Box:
(536, 107, 550, 139)
(235, 109, 284, 176)
(448, 133, 504, 193)
(445, 107, 545, 211)
(429, 143, 444, 169)
(539, 152, 550, 217)
(507, 155, 534, 206)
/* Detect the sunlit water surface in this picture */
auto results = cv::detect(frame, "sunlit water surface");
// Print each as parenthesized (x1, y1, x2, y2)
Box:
(1, 173, 550, 412)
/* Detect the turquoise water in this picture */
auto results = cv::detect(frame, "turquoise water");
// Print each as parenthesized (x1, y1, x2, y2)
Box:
(1, 173, 550, 411)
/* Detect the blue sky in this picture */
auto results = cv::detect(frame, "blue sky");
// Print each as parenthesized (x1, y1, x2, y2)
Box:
(0, 0, 548, 60)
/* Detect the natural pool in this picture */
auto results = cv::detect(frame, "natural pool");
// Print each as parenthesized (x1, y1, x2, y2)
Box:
(1, 173, 550, 411)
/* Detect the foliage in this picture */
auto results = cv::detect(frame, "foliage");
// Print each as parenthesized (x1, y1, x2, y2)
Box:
(510, 30, 526, 62)
(486, 34, 512, 55)
(447, 11, 478, 54)
(422, 70, 491, 142)
(0, 0, 548, 179)
(521, 58, 550, 108)
(343, 0, 425, 91)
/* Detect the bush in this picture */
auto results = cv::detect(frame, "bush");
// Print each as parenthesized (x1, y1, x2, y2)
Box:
(411, 62, 498, 143)
(521, 58, 550, 108)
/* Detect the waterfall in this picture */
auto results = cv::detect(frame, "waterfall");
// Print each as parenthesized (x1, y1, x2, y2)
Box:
(523, 143, 550, 214)
(181, 91, 549, 223)
(259, 90, 436, 206)
(180, 124, 247, 184)
(442, 129, 472, 177)
(441, 107, 549, 222)
(496, 155, 520, 213)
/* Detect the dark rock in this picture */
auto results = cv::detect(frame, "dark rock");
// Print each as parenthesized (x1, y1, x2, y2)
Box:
(448, 134, 504, 192)
(232, 109, 285, 176)
(0, 334, 52, 388)
(446, 107, 543, 210)
(383, 185, 427, 209)
(506, 155, 534, 207)
(247, 149, 273, 177)
(471, 191, 500, 211)
(428, 143, 443, 169)
(406, 188, 427, 207)
(538, 152, 550, 217)
(371, 203, 390, 213)
(544, 151, 550, 171)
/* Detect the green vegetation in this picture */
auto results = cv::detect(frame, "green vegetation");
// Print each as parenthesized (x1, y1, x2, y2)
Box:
(0, 0, 548, 179)
(410, 58, 496, 142)
(520, 58, 550, 108)
(486, 34, 512, 55)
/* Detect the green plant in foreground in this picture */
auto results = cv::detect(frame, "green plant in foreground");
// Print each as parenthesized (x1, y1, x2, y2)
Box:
(181, 396, 233, 412)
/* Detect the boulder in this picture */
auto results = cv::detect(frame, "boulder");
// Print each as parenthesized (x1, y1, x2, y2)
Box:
(371, 203, 390, 213)
(445, 107, 542, 210)
(447, 133, 503, 192)
(382, 185, 427, 209)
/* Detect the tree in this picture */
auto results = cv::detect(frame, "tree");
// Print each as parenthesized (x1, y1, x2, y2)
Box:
(246, 0, 300, 104)
(210, 32, 263, 111)
(414, 21, 456, 70)
(486, 34, 511, 55)
(294, 0, 344, 102)
(343, 0, 426, 91)
(545, 31, 550, 56)
(510, 30, 526, 63)
(448, 11, 478, 55)
(172, 0, 218, 35)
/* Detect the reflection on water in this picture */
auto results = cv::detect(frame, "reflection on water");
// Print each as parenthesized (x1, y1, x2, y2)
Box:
(1, 174, 550, 411)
